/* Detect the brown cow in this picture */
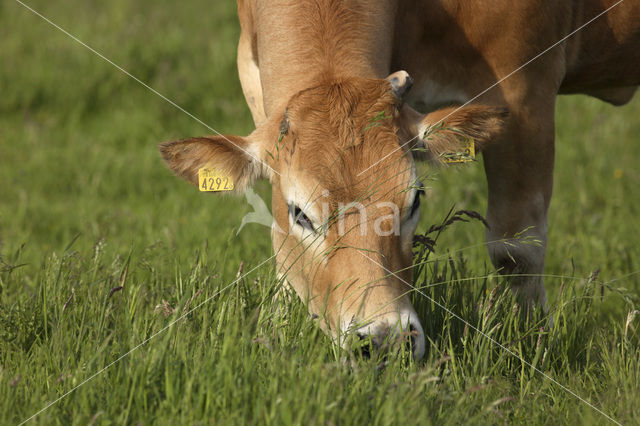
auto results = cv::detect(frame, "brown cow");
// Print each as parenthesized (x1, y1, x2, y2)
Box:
(160, 0, 639, 359)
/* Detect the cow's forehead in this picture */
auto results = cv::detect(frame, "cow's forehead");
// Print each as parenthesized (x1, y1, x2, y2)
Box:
(285, 77, 397, 136)
(277, 78, 415, 203)
(281, 136, 415, 206)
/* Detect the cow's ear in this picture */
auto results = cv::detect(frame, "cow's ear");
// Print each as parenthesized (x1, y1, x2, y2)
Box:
(400, 104, 509, 164)
(159, 130, 273, 193)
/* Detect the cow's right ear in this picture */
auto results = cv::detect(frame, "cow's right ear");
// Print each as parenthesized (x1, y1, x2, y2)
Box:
(159, 131, 273, 193)
(398, 103, 508, 165)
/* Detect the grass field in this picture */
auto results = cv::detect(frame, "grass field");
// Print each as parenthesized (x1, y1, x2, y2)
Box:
(1, 1, 640, 424)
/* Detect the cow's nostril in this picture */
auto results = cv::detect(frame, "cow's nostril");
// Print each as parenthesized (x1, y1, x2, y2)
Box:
(356, 333, 374, 359)
(403, 324, 417, 353)
(353, 322, 424, 360)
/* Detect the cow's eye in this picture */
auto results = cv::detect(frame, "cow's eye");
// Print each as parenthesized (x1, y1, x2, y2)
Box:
(410, 194, 421, 217)
(289, 203, 315, 232)
(410, 185, 425, 217)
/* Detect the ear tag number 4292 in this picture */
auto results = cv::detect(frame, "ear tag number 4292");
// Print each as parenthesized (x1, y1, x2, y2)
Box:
(198, 168, 234, 192)
(443, 138, 476, 163)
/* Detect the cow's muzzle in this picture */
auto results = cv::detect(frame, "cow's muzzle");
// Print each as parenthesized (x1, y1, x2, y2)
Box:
(350, 312, 425, 360)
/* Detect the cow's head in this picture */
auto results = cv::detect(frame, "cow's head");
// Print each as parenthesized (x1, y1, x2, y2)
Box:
(159, 71, 507, 359)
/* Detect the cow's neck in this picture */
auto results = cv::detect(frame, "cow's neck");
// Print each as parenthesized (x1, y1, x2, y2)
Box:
(255, 0, 397, 117)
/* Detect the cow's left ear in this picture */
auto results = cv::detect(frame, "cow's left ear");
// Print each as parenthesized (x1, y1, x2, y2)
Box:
(159, 119, 280, 193)
(399, 104, 509, 164)
(159, 134, 259, 193)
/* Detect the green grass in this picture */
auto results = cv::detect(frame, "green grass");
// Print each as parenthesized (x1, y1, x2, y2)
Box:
(1, 1, 640, 424)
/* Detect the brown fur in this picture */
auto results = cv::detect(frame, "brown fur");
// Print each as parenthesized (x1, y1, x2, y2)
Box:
(159, 136, 254, 189)
(159, 0, 639, 356)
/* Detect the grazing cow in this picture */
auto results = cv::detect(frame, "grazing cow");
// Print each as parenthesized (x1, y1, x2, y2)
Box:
(159, 0, 640, 359)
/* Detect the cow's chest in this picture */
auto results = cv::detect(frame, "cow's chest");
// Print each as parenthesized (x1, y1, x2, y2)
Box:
(405, 78, 470, 113)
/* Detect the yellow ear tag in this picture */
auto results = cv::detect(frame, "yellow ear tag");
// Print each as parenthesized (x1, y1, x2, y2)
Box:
(198, 168, 234, 192)
(443, 138, 476, 163)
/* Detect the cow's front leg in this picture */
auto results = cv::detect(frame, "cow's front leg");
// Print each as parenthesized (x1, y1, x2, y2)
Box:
(483, 100, 555, 310)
